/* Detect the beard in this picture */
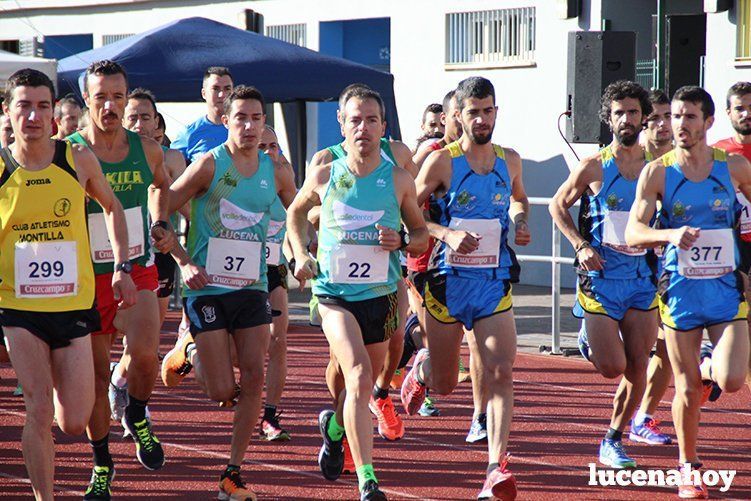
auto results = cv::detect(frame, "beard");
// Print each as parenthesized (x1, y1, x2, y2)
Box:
(469, 125, 494, 145)
(732, 120, 751, 136)
(614, 127, 638, 146)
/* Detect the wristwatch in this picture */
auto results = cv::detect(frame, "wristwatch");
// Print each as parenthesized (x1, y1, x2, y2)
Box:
(399, 229, 411, 250)
(115, 261, 133, 274)
(150, 220, 171, 231)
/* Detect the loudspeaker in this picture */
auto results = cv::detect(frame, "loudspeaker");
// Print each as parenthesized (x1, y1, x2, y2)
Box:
(704, 0, 731, 13)
(665, 14, 707, 96)
(241, 9, 264, 33)
(556, 0, 580, 19)
(565, 31, 637, 144)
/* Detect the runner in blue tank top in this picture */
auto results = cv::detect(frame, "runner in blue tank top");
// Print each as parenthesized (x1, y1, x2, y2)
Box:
(158, 86, 297, 500)
(408, 77, 531, 501)
(550, 81, 659, 470)
(625, 86, 751, 499)
(287, 87, 428, 501)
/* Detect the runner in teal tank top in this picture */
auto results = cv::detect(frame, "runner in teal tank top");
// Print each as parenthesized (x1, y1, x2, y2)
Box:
(287, 87, 428, 501)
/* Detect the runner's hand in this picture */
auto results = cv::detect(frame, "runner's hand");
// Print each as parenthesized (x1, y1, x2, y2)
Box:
(445, 229, 480, 254)
(577, 246, 605, 271)
(112, 271, 137, 309)
(669, 226, 700, 250)
(151, 226, 177, 253)
(376, 224, 401, 251)
(515, 221, 531, 246)
(181, 262, 209, 290)
(294, 256, 317, 290)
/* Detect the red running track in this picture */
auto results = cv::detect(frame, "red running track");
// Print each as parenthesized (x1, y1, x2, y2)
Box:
(1, 315, 750, 500)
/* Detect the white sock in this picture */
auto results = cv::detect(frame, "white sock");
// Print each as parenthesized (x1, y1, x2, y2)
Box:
(111, 365, 127, 388)
(634, 412, 652, 425)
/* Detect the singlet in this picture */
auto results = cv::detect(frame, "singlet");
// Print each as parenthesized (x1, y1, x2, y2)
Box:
(161, 144, 180, 231)
(714, 138, 751, 242)
(407, 140, 442, 273)
(265, 196, 287, 268)
(579, 145, 655, 279)
(327, 138, 397, 166)
(185, 144, 276, 296)
(68, 129, 154, 274)
(0, 141, 95, 311)
(313, 157, 401, 301)
(431, 141, 517, 280)
(171, 115, 228, 163)
(661, 148, 740, 277)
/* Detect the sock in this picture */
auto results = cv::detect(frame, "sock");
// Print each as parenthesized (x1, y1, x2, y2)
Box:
(326, 413, 345, 441)
(372, 385, 389, 400)
(110, 364, 127, 388)
(126, 395, 148, 423)
(634, 412, 652, 425)
(487, 462, 500, 475)
(90, 434, 113, 468)
(477, 412, 487, 423)
(356, 464, 377, 490)
(415, 361, 426, 386)
(605, 428, 623, 441)
(222, 464, 241, 478)
(263, 404, 277, 421)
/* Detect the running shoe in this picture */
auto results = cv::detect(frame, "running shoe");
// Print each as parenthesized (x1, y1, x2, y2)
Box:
(700, 343, 722, 403)
(369, 395, 405, 441)
(629, 417, 672, 445)
(458, 358, 471, 383)
(122, 414, 165, 470)
(83, 465, 115, 500)
(317, 409, 344, 481)
(108, 362, 128, 423)
(578, 323, 591, 361)
(677, 463, 709, 499)
(219, 383, 242, 408)
(400, 348, 428, 416)
(389, 369, 405, 390)
(122, 406, 151, 439)
(360, 479, 387, 501)
(218, 469, 257, 501)
(342, 436, 355, 474)
(477, 455, 517, 500)
(598, 439, 636, 469)
(259, 411, 291, 441)
(466, 413, 488, 443)
(160, 330, 194, 387)
(418, 395, 440, 416)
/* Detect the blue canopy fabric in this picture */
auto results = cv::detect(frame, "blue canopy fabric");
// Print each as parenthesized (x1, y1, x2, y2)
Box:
(57, 17, 400, 138)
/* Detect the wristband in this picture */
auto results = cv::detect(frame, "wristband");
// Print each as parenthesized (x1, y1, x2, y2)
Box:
(150, 220, 170, 231)
(575, 241, 592, 253)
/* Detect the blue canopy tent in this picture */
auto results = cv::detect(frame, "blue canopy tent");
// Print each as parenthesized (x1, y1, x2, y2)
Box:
(57, 16, 401, 177)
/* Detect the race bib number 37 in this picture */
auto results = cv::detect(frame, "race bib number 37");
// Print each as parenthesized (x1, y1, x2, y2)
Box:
(205, 237, 261, 289)
(330, 244, 389, 284)
(14, 241, 78, 298)
(677, 228, 735, 279)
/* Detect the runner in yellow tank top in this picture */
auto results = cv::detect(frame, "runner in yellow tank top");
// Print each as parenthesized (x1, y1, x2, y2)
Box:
(0, 68, 135, 501)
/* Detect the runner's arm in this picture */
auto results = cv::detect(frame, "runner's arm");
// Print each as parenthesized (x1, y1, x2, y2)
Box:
(391, 140, 419, 178)
(143, 137, 170, 224)
(730, 153, 751, 202)
(287, 164, 327, 261)
(274, 156, 297, 208)
(165, 149, 190, 219)
(395, 168, 429, 256)
(505, 148, 530, 245)
(548, 155, 599, 251)
(626, 160, 680, 248)
(168, 154, 215, 215)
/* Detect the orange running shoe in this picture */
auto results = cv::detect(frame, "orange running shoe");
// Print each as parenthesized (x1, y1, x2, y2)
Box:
(369, 395, 405, 441)
(219, 469, 257, 500)
(161, 330, 194, 387)
(478, 455, 517, 500)
(678, 463, 709, 499)
(390, 369, 405, 390)
(342, 436, 355, 474)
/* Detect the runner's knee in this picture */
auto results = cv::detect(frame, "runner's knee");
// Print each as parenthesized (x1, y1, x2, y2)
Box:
(675, 379, 703, 406)
(344, 364, 372, 400)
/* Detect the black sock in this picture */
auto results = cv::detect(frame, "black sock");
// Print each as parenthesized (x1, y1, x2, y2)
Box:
(90, 434, 113, 468)
(372, 385, 389, 400)
(487, 462, 500, 475)
(263, 404, 277, 420)
(222, 464, 241, 477)
(605, 428, 623, 441)
(126, 394, 148, 423)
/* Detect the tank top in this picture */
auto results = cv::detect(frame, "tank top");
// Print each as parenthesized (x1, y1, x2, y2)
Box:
(314, 157, 401, 301)
(661, 148, 739, 278)
(67, 129, 153, 274)
(431, 142, 516, 280)
(580, 145, 655, 279)
(0, 141, 95, 311)
(185, 144, 276, 296)
(327, 138, 397, 166)
(265, 196, 287, 268)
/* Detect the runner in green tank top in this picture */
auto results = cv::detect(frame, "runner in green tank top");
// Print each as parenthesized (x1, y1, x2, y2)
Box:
(287, 86, 428, 501)
(72, 60, 176, 498)
(159, 86, 297, 500)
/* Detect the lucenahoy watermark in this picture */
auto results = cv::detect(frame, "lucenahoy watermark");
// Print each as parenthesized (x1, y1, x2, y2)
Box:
(588, 463, 736, 493)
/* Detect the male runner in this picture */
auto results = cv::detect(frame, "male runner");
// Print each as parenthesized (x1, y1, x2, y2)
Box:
(68, 60, 175, 498)
(163, 85, 296, 500)
(403, 76, 530, 500)
(172, 66, 232, 163)
(288, 86, 428, 501)
(625, 85, 751, 498)
(53, 95, 82, 140)
(414, 103, 444, 151)
(1, 112, 14, 147)
(0, 68, 135, 501)
(550, 81, 658, 469)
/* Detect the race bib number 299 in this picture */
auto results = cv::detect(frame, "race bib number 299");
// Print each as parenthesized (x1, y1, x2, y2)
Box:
(14, 241, 78, 298)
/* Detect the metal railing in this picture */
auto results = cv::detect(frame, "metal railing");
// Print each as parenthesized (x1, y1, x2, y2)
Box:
(266, 23, 307, 47)
(514, 197, 577, 355)
(635, 58, 655, 90)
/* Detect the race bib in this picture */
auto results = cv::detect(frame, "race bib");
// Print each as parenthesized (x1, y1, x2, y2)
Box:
(330, 244, 389, 284)
(602, 210, 645, 256)
(14, 241, 78, 298)
(446, 218, 501, 268)
(88, 207, 145, 263)
(265, 242, 281, 267)
(678, 228, 735, 279)
(737, 190, 751, 242)
(205, 237, 261, 289)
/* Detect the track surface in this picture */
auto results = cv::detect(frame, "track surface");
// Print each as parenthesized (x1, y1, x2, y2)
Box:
(1, 314, 750, 500)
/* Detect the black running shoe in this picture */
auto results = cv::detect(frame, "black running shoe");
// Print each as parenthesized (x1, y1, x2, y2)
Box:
(317, 409, 344, 481)
(83, 465, 115, 500)
(700, 342, 723, 402)
(360, 480, 388, 501)
(123, 414, 165, 470)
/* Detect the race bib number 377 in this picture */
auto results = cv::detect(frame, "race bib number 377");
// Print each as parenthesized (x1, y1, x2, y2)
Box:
(14, 241, 78, 298)
(677, 228, 735, 279)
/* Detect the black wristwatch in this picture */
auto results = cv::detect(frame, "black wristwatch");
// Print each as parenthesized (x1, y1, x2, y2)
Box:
(150, 220, 171, 231)
(115, 261, 133, 274)
(399, 229, 410, 250)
